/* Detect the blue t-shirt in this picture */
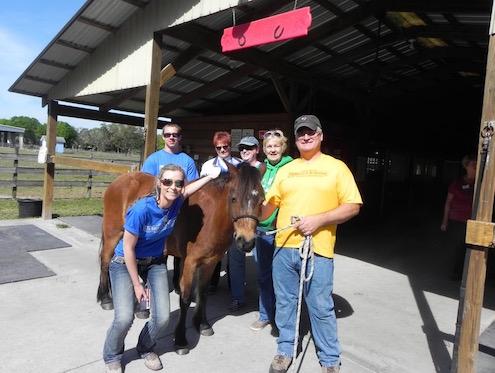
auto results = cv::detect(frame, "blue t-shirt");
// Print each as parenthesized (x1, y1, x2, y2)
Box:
(141, 150, 198, 181)
(114, 195, 184, 258)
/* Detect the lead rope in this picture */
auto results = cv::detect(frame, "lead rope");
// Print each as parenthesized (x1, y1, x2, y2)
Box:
(291, 235, 314, 371)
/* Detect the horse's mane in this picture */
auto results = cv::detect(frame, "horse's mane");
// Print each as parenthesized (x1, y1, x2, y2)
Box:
(236, 163, 262, 201)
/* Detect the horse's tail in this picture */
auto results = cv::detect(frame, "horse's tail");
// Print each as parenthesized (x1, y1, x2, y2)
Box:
(96, 231, 108, 302)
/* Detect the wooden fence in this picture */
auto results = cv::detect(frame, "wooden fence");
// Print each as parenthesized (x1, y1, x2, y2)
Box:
(0, 148, 139, 199)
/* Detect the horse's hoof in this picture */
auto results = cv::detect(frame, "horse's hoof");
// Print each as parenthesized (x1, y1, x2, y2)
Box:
(200, 326, 214, 337)
(175, 345, 190, 355)
(100, 301, 114, 311)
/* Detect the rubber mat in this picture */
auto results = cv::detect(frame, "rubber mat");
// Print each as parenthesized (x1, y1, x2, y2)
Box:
(0, 224, 70, 284)
(0, 224, 71, 252)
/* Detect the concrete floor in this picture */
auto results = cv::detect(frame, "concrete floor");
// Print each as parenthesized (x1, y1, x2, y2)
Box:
(0, 211, 494, 373)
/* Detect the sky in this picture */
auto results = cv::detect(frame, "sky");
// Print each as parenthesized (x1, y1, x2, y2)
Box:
(0, 1, 103, 129)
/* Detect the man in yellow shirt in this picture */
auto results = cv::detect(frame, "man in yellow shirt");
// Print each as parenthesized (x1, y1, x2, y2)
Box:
(262, 115, 362, 373)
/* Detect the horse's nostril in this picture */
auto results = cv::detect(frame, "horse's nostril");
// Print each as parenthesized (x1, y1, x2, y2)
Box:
(235, 236, 255, 252)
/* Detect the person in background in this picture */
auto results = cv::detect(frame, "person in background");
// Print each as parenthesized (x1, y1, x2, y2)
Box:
(141, 123, 198, 182)
(250, 130, 292, 331)
(200, 131, 241, 175)
(141, 122, 199, 295)
(262, 115, 362, 373)
(228, 135, 262, 312)
(103, 164, 220, 373)
(200, 131, 242, 293)
(440, 154, 476, 280)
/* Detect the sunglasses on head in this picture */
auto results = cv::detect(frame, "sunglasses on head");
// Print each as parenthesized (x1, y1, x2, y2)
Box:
(263, 130, 284, 139)
(239, 145, 256, 152)
(215, 145, 230, 151)
(163, 132, 180, 138)
(161, 178, 184, 188)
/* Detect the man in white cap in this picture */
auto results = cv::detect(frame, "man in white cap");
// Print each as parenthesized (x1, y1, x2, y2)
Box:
(262, 114, 362, 373)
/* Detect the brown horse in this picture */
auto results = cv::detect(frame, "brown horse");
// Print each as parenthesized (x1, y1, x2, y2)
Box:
(97, 162, 264, 354)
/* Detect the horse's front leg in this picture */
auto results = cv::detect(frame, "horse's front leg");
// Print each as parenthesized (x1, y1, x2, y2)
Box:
(174, 255, 196, 355)
(193, 259, 218, 337)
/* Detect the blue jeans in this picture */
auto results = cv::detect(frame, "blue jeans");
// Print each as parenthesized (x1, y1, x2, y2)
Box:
(229, 244, 246, 303)
(103, 256, 170, 363)
(272, 248, 340, 368)
(254, 230, 275, 322)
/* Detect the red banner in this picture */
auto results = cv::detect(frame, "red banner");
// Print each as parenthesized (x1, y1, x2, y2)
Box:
(221, 7, 312, 52)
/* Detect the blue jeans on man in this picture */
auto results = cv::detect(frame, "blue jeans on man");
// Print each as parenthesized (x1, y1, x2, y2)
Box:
(254, 230, 276, 323)
(103, 257, 170, 363)
(228, 245, 246, 305)
(272, 247, 340, 368)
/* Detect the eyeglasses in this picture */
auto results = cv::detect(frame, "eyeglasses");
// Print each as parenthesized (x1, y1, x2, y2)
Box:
(239, 145, 257, 152)
(296, 128, 319, 138)
(215, 145, 230, 151)
(160, 178, 185, 188)
(263, 130, 284, 139)
(163, 133, 180, 138)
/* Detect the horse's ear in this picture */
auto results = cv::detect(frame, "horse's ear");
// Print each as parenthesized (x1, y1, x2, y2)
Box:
(226, 161, 239, 176)
(258, 163, 266, 178)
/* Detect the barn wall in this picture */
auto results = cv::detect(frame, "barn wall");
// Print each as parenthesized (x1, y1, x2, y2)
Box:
(175, 113, 292, 168)
(48, 0, 251, 99)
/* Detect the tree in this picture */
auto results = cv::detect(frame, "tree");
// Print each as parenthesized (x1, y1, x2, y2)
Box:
(55, 121, 78, 148)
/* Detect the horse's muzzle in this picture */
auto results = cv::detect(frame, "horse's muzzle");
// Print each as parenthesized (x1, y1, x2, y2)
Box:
(234, 236, 256, 253)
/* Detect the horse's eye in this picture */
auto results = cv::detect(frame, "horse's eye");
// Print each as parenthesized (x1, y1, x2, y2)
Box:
(231, 196, 237, 203)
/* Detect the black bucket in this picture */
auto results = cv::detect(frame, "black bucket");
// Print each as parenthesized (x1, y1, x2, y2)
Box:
(17, 198, 43, 218)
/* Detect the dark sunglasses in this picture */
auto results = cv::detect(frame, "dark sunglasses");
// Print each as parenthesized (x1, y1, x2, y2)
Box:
(239, 145, 257, 152)
(163, 132, 180, 138)
(296, 128, 319, 138)
(215, 145, 230, 151)
(160, 178, 184, 188)
(263, 130, 283, 139)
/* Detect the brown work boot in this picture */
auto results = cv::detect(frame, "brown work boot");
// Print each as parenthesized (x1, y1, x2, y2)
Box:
(321, 365, 340, 373)
(269, 354, 292, 373)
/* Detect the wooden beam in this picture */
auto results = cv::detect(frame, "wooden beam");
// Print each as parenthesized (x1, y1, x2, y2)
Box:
(143, 34, 162, 159)
(385, 0, 490, 13)
(51, 155, 138, 174)
(77, 16, 116, 32)
(24, 75, 59, 86)
(55, 39, 95, 53)
(98, 87, 144, 113)
(38, 59, 76, 70)
(121, 0, 147, 8)
(160, 63, 176, 87)
(270, 74, 291, 113)
(42, 101, 58, 220)
(465, 220, 495, 248)
(159, 64, 258, 115)
(455, 19, 495, 372)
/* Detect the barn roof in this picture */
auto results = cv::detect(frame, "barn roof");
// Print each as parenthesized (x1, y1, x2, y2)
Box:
(0, 124, 26, 134)
(9, 0, 491, 122)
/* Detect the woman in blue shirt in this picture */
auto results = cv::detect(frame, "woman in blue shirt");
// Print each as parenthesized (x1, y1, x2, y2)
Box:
(103, 164, 220, 373)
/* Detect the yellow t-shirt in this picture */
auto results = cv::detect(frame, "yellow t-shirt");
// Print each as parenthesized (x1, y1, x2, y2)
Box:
(265, 154, 362, 257)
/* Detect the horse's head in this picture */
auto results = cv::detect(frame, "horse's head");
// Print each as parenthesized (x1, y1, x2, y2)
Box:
(227, 162, 265, 252)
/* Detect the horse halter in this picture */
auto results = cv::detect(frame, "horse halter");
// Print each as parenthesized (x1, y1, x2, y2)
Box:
(232, 214, 259, 224)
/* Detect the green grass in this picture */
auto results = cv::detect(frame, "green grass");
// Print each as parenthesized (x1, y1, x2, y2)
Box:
(0, 198, 103, 220)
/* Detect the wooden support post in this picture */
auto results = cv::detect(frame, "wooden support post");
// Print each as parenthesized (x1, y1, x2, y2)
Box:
(42, 100, 58, 219)
(143, 34, 162, 159)
(455, 7, 495, 371)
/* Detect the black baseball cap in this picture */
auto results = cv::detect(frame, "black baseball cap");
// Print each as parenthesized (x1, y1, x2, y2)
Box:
(294, 115, 322, 134)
